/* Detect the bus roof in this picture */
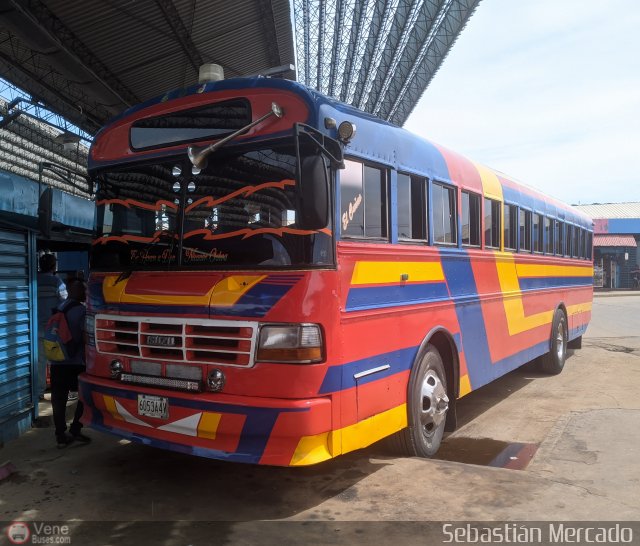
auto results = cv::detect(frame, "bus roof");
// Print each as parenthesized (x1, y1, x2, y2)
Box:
(93, 77, 592, 230)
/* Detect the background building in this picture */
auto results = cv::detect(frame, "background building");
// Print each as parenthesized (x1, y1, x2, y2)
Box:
(575, 203, 640, 290)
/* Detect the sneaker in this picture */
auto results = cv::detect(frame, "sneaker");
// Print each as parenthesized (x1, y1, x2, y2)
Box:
(68, 392, 79, 401)
(71, 432, 91, 444)
(56, 434, 74, 449)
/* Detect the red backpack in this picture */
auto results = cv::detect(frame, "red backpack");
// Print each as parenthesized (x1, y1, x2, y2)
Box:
(43, 301, 81, 362)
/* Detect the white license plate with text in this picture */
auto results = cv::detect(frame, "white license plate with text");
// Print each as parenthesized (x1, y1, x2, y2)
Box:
(137, 394, 169, 419)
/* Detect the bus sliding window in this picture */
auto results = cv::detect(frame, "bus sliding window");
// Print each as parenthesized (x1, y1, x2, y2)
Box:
(461, 191, 480, 246)
(340, 160, 388, 240)
(433, 182, 457, 244)
(484, 198, 501, 249)
(519, 209, 532, 252)
(504, 204, 517, 251)
(398, 173, 427, 241)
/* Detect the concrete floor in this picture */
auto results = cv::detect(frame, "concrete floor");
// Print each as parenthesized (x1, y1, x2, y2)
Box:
(1, 293, 639, 544)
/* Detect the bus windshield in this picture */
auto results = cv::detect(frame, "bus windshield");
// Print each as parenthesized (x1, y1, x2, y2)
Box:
(91, 141, 334, 270)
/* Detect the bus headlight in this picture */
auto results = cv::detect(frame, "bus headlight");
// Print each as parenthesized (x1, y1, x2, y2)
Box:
(256, 324, 324, 364)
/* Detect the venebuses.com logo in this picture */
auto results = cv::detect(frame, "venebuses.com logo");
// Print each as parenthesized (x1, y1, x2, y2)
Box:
(6, 522, 30, 545)
(6, 521, 71, 544)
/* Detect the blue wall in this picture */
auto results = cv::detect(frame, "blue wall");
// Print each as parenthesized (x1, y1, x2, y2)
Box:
(606, 218, 640, 234)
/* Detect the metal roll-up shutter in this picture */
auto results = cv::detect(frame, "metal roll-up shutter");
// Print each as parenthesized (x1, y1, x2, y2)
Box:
(0, 226, 34, 442)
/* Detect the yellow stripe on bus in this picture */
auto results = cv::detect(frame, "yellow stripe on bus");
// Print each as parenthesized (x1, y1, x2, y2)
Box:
(474, 162, 504, 201)
(473, 162, 504, 250)
(102, 274, 265, 307)
(459, 374, 472, 397)
(290, 404, 408, 466)
(351, 261, 445, 285)
(515, 264, 594, 278)
(197, 412, 223, 440)
(496, 256, 554, 335)
(103, 395, 124, 421)
(208, 275, 266, 306)
(567, 302, 593, 315)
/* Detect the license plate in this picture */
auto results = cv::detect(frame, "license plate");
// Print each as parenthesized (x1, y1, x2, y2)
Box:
(137, 394, 169, 419)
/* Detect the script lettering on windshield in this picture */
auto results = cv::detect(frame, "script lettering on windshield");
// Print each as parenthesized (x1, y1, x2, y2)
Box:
(130, 247, 229, 264)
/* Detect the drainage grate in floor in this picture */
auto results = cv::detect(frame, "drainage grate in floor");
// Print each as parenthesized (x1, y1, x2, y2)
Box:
(435, 437, 538, 470)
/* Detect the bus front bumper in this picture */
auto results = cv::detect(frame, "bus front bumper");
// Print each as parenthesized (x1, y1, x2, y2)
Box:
(78, 374, 335, 466)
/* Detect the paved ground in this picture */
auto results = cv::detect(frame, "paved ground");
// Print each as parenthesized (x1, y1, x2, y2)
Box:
(1, 293, 639, 544)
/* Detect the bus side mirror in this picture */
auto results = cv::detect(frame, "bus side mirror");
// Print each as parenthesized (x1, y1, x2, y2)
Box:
(297, 155, 328, 230)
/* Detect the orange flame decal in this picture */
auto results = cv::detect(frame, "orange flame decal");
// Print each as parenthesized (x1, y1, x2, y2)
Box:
(185, 179, 296, 213)
(96, 198, 178, 212)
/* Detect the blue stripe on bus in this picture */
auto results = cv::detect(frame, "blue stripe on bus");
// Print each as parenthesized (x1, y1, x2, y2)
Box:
(80, 381, 309, 464)
(345, 282, 449, 312)
(233, 282, 297, 316)
(316, 332, 550, 397)
(484, 340, 549, 384)
(88, 421, 269, 464)
(439, 251, 492, 391)
(318, 346, 418, 394)
(90, 283, 295, 317)
(518, 276, 593, 290)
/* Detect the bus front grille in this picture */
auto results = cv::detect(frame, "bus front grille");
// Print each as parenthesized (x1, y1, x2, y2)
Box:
(94, 314, 258, 367)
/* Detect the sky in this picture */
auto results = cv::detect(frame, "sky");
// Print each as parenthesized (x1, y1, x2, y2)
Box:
(404, 0, 640, 205)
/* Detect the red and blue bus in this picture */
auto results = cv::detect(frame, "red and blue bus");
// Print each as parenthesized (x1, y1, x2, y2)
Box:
(80, 75, 593, 466)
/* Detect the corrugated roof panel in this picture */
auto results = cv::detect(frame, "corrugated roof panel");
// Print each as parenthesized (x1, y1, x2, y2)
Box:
(0, 0, 294, 133)
(594, 235, 638, 247)
(575, 203, 640, 219)
(2, 0, 467, 136)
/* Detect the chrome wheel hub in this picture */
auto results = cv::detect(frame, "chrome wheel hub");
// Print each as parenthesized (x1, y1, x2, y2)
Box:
(420, 369, 449, 435)
(556, 321, 566, 361)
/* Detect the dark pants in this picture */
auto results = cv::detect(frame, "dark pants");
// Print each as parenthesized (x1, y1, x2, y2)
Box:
(50, 364, 85, 438)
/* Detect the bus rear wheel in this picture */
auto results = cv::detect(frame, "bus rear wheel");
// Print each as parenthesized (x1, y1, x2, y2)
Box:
(537, 308, 568, 375)
(393, 345, 449, 457)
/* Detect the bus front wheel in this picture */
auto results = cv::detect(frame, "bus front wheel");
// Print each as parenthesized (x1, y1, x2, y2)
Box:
(394, 345, 449, 457)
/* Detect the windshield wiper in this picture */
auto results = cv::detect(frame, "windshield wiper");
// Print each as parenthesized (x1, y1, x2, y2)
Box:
(187, 102, 283, 169)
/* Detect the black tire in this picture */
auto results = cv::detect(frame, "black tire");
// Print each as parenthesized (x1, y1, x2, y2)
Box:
(390, 345, 449, 457)
(537, 308, 568, 375)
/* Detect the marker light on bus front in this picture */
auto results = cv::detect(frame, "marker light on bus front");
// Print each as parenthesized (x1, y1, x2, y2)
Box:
(256, 324, 324, 364)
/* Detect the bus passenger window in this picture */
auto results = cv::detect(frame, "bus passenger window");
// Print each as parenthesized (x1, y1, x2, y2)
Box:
(566, 226, 573, 256)
(579, 229, 586, 259)
(572, 226, 580, 258)
(433, 182, 457, 244)
(461, 191, 480, 246)
(519, 209, 532, 252)
(398, 173, 427, 241)
(587, 232, 593, 260)
(544, 217, 553, 254)
(364, 166, 387, 238)
(556, 221, 564, 255)
(484, 198, 501, 249)
(340, 159, 388, 240)
(504, 204, 517, 251)
(533, 213, 543, 252)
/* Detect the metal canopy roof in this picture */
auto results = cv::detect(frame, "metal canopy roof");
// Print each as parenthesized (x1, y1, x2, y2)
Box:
(0, 0, 479, 136)
(0, 0, 295, 135)
(294, 0, 480, 125)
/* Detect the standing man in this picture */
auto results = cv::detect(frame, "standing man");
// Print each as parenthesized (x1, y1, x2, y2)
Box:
(36, 253, 67, 400)
(50, 277, 91, 448)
